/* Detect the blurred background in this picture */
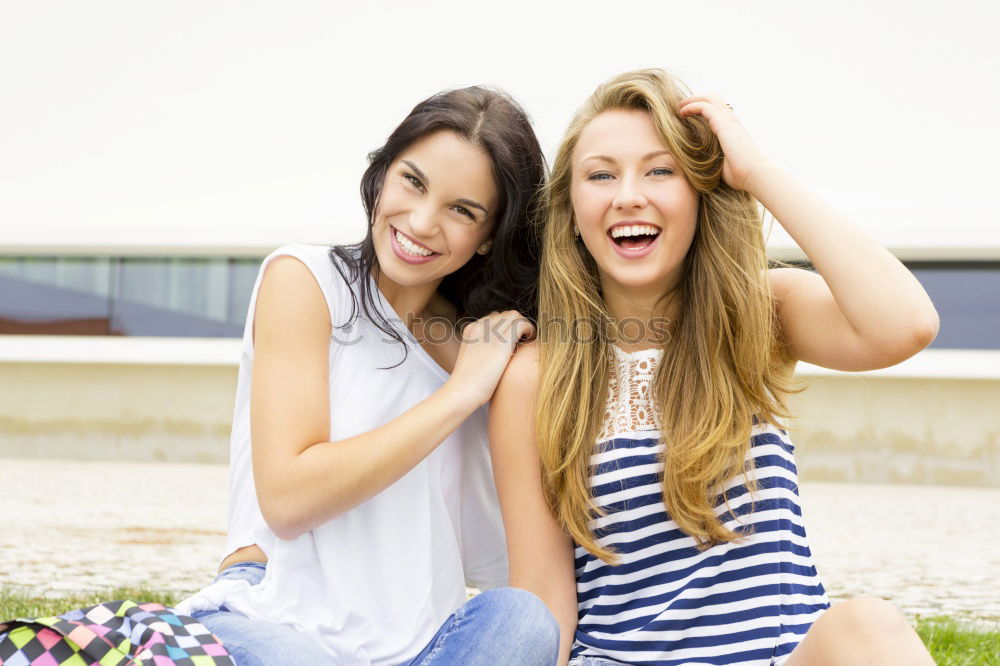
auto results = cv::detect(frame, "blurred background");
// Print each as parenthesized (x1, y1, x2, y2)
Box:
(0, 0, 997, 622)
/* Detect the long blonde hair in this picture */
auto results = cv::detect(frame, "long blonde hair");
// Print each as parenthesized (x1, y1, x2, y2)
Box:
(536, 68, 796, 563)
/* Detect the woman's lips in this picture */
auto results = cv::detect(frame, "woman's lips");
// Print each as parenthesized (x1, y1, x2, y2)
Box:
(607, 229, 661, 259)
(389, 226, 440, 265)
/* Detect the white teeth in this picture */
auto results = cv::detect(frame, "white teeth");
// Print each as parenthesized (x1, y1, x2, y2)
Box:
(395, 230, 434, 256)
(610, 224, 660, 239)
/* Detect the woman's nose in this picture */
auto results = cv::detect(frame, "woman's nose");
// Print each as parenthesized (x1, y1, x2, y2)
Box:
(407, 204, 440, 238)
(613, 177, 649, 210)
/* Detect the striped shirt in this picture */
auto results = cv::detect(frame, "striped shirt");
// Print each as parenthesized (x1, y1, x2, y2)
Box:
(570, 347, 829, 666)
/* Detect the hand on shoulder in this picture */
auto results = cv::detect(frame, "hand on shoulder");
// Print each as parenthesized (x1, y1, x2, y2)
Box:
(446, 311, 535, 409)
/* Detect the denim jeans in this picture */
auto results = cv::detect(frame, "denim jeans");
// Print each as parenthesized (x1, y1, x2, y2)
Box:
(190, 562, 330, 665)
(406, 586, 558, 665)
(192, 562, 559, 665)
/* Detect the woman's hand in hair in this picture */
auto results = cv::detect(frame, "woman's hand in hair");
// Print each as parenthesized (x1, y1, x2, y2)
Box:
(678, 94, 769, 193)
(446, 310, 535, 409)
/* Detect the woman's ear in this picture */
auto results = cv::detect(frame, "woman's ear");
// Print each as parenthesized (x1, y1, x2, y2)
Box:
(477, 240, 493, 255)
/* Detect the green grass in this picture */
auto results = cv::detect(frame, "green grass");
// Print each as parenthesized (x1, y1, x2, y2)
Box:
(1, 589, 998, 664)
(914, 616, 1000, 665)
(0, 587, 186, 620)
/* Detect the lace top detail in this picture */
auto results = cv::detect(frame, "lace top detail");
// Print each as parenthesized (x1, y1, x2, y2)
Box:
(598, 346, 663, 441)
(576, 346, 829, 665)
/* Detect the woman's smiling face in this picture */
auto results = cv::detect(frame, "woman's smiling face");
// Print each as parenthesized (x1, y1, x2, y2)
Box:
(570, 108, 699, 300)
(371, 129, 497, 289)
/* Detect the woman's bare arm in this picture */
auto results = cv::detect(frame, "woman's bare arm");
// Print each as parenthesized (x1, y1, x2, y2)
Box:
(489, 341, 579, 665)
(755, 163, 939, 370)
(251, 255, 531, 539)
(679, 95, 939, 371)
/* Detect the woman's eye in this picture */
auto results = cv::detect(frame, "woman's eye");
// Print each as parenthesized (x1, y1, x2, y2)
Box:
(588, 172, 614, 181)
(649, 167, 674, 176)
(403, 173, 425, 191)
(452, 205, 475, 220)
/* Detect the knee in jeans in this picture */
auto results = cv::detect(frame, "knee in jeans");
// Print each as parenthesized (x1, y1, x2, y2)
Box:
(477, 588, 560, 654)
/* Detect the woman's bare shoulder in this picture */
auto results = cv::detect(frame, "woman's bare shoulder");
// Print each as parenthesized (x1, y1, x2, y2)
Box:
(260, 254, 327, 299)
(254, 255, 331, 344)
(499, 338, 541, 392)
(490, 339, 541, 446)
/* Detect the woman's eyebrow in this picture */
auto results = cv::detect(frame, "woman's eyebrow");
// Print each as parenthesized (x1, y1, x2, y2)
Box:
(579, 150, 673, 165)
(402, 159, 428, 184)
(456, 198, 488, 216)
(580, 154, 616, 165)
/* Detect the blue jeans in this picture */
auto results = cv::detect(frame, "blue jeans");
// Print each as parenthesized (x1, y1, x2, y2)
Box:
(192, 562, 559, 665)
(191, 562, 330, 665)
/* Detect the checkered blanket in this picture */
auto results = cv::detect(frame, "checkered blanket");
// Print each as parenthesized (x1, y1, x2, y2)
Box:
(0, 599, 234, 665)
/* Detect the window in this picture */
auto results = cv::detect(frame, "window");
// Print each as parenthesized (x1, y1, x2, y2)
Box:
(907, 262, 1000, 350)
(0, 256, 263, 337)
(767, 260, 998, 350)
(2, 256, 995, 348)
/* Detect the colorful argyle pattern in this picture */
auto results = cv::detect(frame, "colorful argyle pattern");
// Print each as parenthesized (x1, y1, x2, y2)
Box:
(0, 599, 233, 665)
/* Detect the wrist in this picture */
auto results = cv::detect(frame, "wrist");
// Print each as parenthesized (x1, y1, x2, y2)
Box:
(743, 158, 784, 198)
(440, 377, 487, 413)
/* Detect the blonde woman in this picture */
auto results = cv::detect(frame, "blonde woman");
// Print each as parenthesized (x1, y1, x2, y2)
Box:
(490, 69, 937, 665)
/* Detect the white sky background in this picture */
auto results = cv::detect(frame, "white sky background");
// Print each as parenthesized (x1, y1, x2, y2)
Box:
(1, 0, 998, 254)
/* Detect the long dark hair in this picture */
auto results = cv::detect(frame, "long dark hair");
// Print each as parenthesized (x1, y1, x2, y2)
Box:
(330, 86, 546, 357)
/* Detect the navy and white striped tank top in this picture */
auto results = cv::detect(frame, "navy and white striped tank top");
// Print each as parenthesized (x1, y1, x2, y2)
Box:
(570, 347, 829, 666)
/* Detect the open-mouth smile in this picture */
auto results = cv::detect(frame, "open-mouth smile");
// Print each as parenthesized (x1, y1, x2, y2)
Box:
(607, 222, 661, 258)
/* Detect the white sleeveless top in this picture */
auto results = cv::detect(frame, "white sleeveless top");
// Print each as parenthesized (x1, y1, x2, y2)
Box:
(175, 244, 508, 665)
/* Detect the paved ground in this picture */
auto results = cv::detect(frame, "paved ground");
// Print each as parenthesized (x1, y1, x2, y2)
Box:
(2, 458, 998, 624)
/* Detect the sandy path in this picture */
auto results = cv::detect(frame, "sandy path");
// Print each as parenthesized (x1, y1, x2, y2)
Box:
(2, 459, 997, 623)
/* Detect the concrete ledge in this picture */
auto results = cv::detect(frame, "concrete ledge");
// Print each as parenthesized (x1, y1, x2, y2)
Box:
(1, 338, 997, 485)
(0, 361, 237, 463)
(0, 335, 242, 366)
(788, 373, 1000, 486)
(797, 349, 1000, 380)
(3, 336, 998, 379)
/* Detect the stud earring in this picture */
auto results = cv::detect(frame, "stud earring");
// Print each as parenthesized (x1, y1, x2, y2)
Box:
(573, 225, 581, 237)
(477, 241, 492, 255)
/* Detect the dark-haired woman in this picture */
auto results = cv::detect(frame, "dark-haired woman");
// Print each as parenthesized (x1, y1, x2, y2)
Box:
(175, 87, 559, 665)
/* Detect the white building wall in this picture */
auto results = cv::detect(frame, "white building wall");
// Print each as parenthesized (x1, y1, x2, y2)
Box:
(2, 1, 998, 256)
(2, 3, 998, 481)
